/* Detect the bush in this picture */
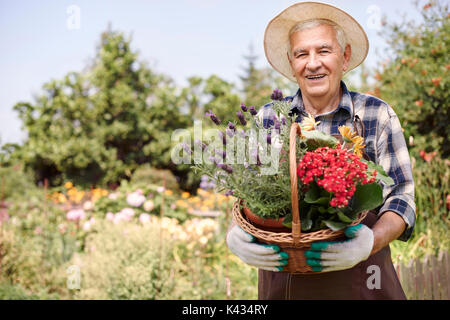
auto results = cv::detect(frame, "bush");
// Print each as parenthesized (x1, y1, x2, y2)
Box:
(129, 165, 180, 191)
(391, 155, 449, 263)
(0, 165, 37, 201)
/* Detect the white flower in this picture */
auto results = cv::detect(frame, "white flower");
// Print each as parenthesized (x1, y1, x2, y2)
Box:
(83, 200, 94, 211)
(156, 186, 165, 193)
(126, 192, 146, 207)
(143, 200, 155, 212)
(106, 212, 114, 221)
(108, 192, 119, 200)
(139, 213, 151, 224)
(66, 209, 86, 221)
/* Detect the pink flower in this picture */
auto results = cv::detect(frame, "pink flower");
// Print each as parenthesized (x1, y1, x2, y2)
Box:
(139, 213, 151, 224)
(156, 186, 165, 193)
(66, 209, 86, 221)
(126, 192, 146, 207)
(34, 226, 43, 235)
(106, 212, 114, 221)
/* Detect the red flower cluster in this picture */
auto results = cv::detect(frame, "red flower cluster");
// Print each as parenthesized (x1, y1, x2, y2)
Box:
(297, 146, 377, 208)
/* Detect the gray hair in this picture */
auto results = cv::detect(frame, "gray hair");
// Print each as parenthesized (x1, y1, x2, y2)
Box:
(287, 19, 348, 59)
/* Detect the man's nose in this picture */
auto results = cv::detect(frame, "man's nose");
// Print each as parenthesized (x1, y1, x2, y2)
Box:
(306, 53, 321, 71)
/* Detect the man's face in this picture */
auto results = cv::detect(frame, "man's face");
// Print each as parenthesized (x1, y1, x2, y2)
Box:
(288, 24, 351, 101)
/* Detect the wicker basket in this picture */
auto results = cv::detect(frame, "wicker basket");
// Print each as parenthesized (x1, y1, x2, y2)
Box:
(232, 123, 367, 274)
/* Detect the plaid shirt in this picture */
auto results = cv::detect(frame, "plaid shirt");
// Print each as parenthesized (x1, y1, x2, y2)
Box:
(259, 81, 416, 241)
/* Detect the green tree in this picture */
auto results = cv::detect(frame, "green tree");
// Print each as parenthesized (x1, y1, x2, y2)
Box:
(374, 0, 449, 156)
(240, 44, 298, 107)
(10, 28, 190, 187)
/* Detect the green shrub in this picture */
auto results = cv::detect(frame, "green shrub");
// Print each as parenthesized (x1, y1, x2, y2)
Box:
(0, 165, 37, 201)
(129, 165, 180, 191)
(391, 155, 449, 263)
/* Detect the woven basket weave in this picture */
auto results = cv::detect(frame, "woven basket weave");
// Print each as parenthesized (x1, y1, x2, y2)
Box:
(232, 123, 367, 274)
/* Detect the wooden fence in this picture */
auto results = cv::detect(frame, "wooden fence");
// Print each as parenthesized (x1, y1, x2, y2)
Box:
(395, 250, 450, 300)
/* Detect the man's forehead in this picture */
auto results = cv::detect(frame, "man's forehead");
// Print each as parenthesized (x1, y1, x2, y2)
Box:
(289, 25, 339, 48)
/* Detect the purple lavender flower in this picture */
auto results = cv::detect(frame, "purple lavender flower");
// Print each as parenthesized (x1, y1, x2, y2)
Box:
(225, 190, 234, 196)
(217, 163, 233, 174)
(273, 116, 281, 130)
(249, 105, 257, 116)
(281, 116, 287, 126)
(214, 148, 226, 160)
(226, 122, 236, 137)
(236, 110, 247, 126)
(194, 139, 207, 151)
(266, 133, 272, 145)
(270, 89, 283, 101)
(205, 109, 221, 125)
(218, 130, 227, 145)
(181, 142, 192, 155)
(240, 104, 248, 112)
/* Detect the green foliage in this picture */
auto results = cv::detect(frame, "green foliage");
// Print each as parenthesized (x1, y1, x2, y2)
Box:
(0, 165, 37, 201)
(391, 154, 449, 263)
(239, 44, 297, 107)
(129, 165, 180, 191)
(375, 0, 449, 156)
(8, 28, 190, 187)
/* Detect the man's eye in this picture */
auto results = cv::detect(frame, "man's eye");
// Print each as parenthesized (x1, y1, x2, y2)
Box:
(319, 50, 330, 54)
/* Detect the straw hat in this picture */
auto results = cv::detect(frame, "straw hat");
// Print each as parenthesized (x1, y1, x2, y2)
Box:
(264, 1, 369, 82)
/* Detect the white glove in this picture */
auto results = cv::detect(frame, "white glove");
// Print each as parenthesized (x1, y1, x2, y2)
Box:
(305, 224, 374, 272)
(226, 225, 289, 272)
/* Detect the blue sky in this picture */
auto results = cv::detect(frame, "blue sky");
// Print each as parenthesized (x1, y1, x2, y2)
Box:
(0, 0, 422, 145)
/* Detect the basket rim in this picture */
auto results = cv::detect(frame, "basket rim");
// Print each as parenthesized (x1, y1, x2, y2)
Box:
(233, 200, 368, 246)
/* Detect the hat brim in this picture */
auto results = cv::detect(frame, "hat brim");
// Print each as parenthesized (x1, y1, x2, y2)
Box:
(264, 1, 369, 82)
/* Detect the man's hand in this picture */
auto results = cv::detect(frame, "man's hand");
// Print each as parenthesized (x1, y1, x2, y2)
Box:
(226, 225, 289, 272)
(305, 224, 374, 272)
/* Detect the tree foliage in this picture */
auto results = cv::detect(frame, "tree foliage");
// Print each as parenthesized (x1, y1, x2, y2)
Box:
(9, 29, 190, 187)
(374, 0, 449, 156)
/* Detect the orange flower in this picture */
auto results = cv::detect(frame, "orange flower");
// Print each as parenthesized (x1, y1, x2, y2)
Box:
(64, 182, 73, 189)
(423, 3, 432, 10)
(415, 100, 423, 107)
(432, 77, 442, 86)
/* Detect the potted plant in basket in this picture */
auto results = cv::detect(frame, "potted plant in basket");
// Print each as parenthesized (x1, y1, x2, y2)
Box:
(194, 89, 393, 235)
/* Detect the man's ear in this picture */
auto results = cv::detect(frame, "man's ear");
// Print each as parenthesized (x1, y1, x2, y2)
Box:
(343, 44, 352, 71)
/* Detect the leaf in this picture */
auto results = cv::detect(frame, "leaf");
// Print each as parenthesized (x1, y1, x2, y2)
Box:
(349, 183, 383, 214)
(362, 160, 395, 186)
(323, 220, 348, 231)
(304, 182, 330, 205)
(282, 213, 292, 228)
(302, 130, 338, 150)
(301, 207, 314, 231)
(337, 210, 353, 223)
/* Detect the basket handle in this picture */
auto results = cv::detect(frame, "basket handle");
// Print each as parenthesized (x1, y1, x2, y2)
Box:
(289, 123, 302, 246)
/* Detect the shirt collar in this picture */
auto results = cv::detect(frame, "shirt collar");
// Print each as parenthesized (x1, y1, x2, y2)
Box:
(289, 81, 354, 119)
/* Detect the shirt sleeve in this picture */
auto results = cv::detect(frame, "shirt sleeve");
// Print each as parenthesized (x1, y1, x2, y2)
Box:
(376, 111, 416, 242)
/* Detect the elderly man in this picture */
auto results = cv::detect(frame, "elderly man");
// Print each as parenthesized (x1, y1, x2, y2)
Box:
(226, 2, 415, 299)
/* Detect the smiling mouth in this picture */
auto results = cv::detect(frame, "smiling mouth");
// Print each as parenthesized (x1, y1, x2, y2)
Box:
(306, 74, 326, 80)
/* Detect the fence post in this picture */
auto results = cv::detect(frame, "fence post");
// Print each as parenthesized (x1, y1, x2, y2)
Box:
(423, 254, 432, 300)
(429, 253, 440, 300)
(415, 257, 424, 300)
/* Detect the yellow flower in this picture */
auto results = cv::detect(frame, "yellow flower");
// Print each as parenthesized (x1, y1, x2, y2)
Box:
(351, 136, 365, 158)
(338, 125, 357, 143)
(64, 182, 73, 189)
(181, 192, 190, 199)
(164, 189, 173, 196)
(300, 113, 320, 131)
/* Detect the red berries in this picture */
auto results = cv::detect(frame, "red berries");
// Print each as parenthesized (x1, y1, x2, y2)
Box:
(297, 146, 377, 208)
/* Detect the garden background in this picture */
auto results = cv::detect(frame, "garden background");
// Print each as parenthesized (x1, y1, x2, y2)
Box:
(0, 0, 448, 299)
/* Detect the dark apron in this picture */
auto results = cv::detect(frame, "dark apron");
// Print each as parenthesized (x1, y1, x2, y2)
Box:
(258, 211, 407, 300)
